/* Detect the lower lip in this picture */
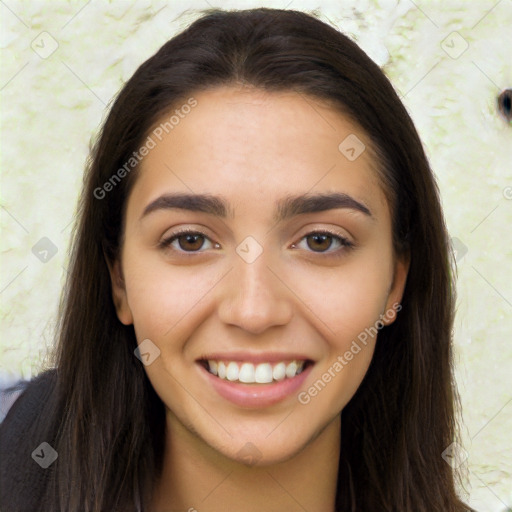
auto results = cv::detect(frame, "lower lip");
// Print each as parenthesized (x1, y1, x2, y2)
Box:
(198, 363, 313, 408)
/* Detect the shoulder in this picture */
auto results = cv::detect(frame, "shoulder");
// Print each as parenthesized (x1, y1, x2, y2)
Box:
(0, 369, 59, 512)
(0, 369, 57, 428)
(0, 374, 29, 424)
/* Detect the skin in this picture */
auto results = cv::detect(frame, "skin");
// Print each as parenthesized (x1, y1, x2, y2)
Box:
(108, 86, 409, 512)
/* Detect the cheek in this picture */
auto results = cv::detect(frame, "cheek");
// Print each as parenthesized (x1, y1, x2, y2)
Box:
(289, 254, 392, 342)
(296, 287, 383, 418)
(122, 252, 221, 340)
(293, 252, 393, 413)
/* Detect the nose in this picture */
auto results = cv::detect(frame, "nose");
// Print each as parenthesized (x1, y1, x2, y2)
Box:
(216, 250, 294, 334)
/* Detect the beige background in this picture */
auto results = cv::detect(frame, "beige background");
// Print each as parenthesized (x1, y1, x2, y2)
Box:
(1, 1, 511, 510)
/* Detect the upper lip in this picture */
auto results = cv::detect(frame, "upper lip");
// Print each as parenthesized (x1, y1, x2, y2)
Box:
(197, 352, 313, 364)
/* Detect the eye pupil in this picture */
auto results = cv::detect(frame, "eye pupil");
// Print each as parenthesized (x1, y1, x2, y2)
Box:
(307, 234, 332, 252)
(179, 234, 204, 251)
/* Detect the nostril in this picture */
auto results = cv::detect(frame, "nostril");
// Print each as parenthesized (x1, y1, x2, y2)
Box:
(497, 88, 512, 122)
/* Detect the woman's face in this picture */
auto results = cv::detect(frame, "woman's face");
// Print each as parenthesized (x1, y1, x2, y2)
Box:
(110, 86, 408, 465)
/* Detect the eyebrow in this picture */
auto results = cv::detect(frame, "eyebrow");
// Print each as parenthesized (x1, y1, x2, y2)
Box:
(140, 192, 373, 221)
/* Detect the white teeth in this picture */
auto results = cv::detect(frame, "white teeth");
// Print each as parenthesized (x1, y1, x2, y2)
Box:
(255, 363, 273, 383)
(208, 360, 218, 376)
(226, 362, 239, 381)
(206, 359, 306, 383)
(239, 363, 255, 383)
(272, 362, 286, 381)
(285, 361, 298, 378)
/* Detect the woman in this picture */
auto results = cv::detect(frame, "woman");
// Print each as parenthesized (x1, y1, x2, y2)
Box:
(0, 7, 474, 511)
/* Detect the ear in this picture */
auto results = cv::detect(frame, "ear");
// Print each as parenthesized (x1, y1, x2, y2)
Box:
(382, 252, 410, 326)
(105, 256, 134, 326)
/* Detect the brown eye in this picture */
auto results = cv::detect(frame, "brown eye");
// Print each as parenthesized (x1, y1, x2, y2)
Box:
(177, 233, 205, 251)
(159, 230, 217, 253)
(293, 231, 354, 255)
(306, 234, 334, 252)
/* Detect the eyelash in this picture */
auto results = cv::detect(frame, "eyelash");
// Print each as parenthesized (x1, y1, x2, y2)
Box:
(158, 228, 355, 257)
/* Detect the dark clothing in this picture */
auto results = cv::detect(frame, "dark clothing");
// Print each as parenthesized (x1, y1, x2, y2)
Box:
(0, 370, 58, 512)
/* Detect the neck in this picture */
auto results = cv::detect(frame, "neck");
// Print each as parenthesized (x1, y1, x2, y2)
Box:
(150, 412, 341, 512)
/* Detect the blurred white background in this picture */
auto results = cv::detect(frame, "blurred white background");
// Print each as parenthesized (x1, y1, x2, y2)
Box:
(1, 1, 511, 510)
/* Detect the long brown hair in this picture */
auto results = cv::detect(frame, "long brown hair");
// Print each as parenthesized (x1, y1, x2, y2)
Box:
(18, 7, 472, 511)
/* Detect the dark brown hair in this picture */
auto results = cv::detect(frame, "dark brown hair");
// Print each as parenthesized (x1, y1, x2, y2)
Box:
(7, 7, 474, 511)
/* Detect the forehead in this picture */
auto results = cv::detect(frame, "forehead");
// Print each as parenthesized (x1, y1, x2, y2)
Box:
(128, 86, 388, 220)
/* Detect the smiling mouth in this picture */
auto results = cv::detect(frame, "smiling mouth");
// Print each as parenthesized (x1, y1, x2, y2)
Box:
(198, 359, 313, 384)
